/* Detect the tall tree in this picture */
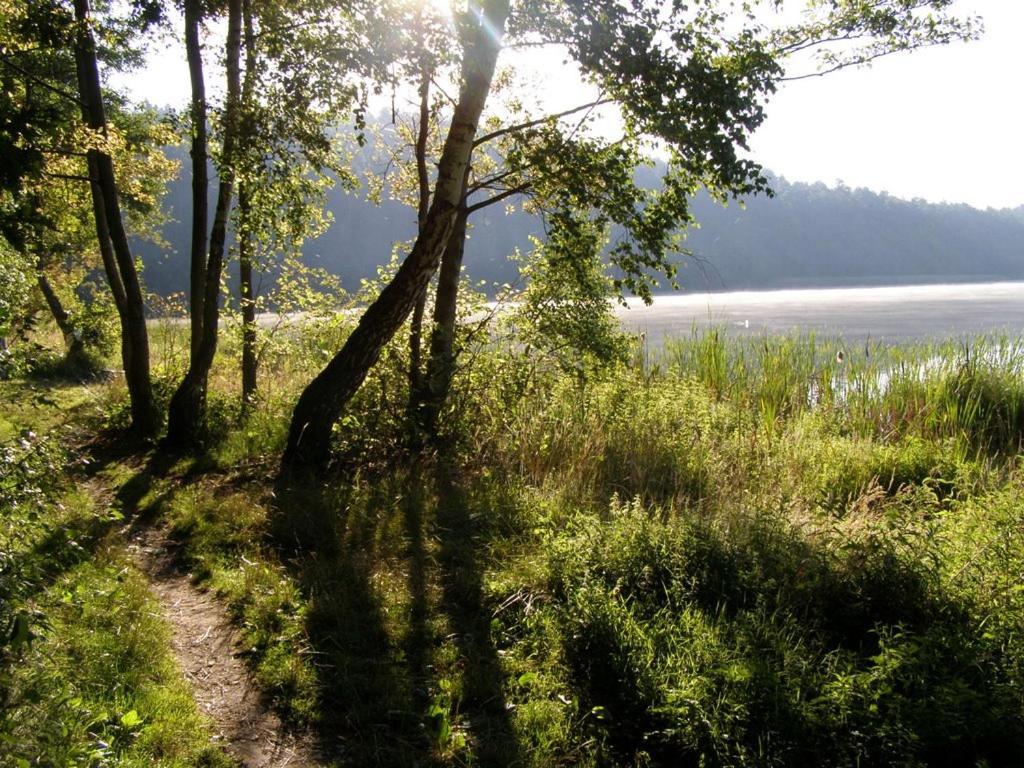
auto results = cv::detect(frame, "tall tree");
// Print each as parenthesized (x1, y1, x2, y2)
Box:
(71, 0, 157, 434)
(165, 0, 243, 446)
(0, 1, 173, 372)
(280, 0, 976, 470)
(416, 0, 982, 438)
(283, 0, 513, 469)
(231, 0, 366, 410)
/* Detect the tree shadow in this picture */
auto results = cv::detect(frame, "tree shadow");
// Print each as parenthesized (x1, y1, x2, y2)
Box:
(270, 471, 436, 766)
(433, 460, 521, 767)
(268, 460, 525, 766)
(554, 511, 1023, 767)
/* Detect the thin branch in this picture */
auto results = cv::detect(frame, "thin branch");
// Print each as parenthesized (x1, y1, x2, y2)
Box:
(781, 50, 897, 81)
(473, 98, 613, 147)
(502, 39, 569, 50)
(0, 54, 83, 106)
(430, 77, 458, 108)
(467, 168, 516, 194)
(466, 182, 531, 214)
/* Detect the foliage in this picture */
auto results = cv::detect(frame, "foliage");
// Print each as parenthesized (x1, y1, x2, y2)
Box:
(0, 235, 30, 341)
(509, 231, 629, 375)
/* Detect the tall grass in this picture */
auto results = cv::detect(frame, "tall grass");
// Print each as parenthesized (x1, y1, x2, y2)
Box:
(9, 323, 1024, 766)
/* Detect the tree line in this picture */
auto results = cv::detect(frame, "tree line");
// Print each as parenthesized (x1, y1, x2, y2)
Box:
(0, 0, 979, 471)
(138, 149, 1024, 297)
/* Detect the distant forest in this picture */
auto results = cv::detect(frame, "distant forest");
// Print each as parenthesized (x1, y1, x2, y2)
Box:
(136, 146, 1024, 299)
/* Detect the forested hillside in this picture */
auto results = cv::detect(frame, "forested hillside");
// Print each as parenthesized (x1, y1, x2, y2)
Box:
(137, 147, 1024, 298)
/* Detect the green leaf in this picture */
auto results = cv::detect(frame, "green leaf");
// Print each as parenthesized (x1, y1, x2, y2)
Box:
(120, 709, 143, 728)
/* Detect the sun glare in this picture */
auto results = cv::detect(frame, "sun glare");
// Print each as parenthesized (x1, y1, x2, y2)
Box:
(416, 0, 454, 19)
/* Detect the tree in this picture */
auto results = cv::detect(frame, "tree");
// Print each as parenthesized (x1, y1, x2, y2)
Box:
(272, 0, 973, 470)
(412, 0, 983, 442)
(166, 0, 382, 444)
(164, 0, 244, 446)
(1, 0, 173, 376)
(232, 0, 364, 410)
(282, 0, 513, 470)
(72, 0, 161, 433)
(0, 0, 164, 430)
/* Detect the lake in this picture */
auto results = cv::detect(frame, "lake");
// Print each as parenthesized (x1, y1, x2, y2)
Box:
(615, 281, 1024, 346)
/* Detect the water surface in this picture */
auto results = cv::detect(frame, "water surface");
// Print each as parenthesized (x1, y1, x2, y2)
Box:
(616, 282, 1024, 346)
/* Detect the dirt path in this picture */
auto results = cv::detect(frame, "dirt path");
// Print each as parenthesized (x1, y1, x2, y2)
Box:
(127, 524, 322, 768)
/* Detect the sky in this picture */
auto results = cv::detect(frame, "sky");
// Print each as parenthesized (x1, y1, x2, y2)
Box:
(114, 0, 1023, 211)
(747, 0, 1024, 211)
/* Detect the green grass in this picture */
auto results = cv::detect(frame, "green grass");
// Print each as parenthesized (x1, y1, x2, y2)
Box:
(4, 327, 1024, 766)
(0, 395, 234, 768)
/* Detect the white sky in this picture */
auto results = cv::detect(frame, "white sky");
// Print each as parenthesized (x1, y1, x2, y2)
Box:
(114, 0, 1023, 211)
(749, 0, 1024, 210)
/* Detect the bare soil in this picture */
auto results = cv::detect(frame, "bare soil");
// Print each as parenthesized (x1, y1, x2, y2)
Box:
(127, 525, 322, 768)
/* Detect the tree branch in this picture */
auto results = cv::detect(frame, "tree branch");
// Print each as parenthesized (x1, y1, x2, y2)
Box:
(473, 98, 613, 147)
(0, 54, 83, 106)
(466, 182, 531, 214)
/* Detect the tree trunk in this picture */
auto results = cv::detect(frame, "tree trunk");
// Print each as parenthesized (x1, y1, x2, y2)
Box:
(238, 0, 258, 411)
(239, 183, 257, 408)
(281, 0, 511, 472)
(183, 0, 208, 363)
(166, 0, 243, 446)
(407, 48, 433, 396)
(36, 268, 87, 364)
(72, 0, 156, 435)
(421, 206, 469, 435)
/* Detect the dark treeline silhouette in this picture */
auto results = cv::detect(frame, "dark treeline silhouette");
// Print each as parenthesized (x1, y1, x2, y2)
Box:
(135, 147, 1024, 301)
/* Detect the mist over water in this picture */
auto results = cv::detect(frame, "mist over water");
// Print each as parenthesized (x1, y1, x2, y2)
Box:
(616, 281, 1024, 346)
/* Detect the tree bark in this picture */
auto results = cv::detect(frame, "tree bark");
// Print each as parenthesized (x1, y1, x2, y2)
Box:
(36, 267, 87, 364)
(183, 0, 208, 362)
(421, 206, 469, 435)
(407, 46, 433, 396)
(166, 0, 243, 446)
(72, 0, 156, 435)
(238, 183, 257, 408)
(239, 0, 258, 411)
(281, 0, 511, 471)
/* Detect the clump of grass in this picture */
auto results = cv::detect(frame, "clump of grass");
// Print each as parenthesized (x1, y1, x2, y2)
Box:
(540, 496, 1023, 767)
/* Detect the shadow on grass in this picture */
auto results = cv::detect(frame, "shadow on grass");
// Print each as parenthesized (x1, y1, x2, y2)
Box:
(553, 510, 1024, 767)
(266, 461, 523, 767)
(270, 472, 433, 766)
(433, 461, 520, 767)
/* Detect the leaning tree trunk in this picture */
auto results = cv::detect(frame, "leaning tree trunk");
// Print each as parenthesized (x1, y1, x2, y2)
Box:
(420, 206, 469, 436)
(72, 0, 157, 435)
(36, 268, 87, 365)
(165, 0, 243, 447)
(282, 0, 511, 472)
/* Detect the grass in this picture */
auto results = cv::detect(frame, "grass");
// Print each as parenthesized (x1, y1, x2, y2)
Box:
(3, 323, 1024, 766)
(0, 394, 235, 768)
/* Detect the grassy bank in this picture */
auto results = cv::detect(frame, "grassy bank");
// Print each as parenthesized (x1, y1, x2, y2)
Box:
(3, 327, 1024, 766)
(0, 381, 234, 768)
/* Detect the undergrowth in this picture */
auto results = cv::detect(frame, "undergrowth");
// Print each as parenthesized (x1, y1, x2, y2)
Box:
(4, 328, 1024, 766)
(0, 400, 233, 768)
